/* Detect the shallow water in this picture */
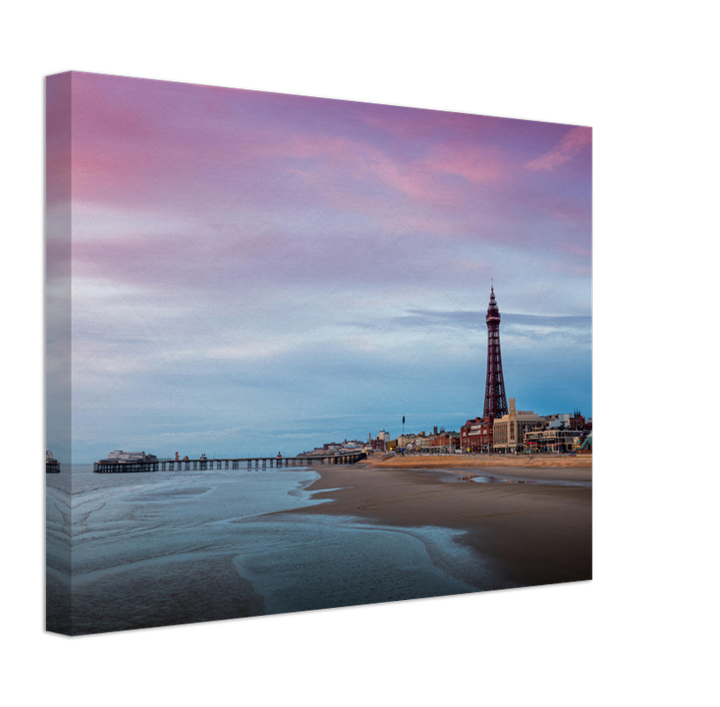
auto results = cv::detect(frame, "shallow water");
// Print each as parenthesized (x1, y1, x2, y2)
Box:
(232, 515, 483, 615)
(470, 474, 591, 488)
(423, 467, 592, 488)
(46, 465, 497, 634)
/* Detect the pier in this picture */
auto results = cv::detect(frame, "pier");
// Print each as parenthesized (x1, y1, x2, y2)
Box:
(46, 451, 61, 473)
(93, 452, 366, 473)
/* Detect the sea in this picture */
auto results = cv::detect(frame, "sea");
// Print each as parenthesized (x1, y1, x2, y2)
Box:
(46, 464, 497, 635)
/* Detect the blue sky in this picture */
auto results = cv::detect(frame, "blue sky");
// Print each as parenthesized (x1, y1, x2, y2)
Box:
(47, 72, 591, 462)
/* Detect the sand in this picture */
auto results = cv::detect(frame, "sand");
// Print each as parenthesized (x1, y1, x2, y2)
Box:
(358, 453, 592, 482)
(364, 452, 592, 468)
(289, 458, 592, 590)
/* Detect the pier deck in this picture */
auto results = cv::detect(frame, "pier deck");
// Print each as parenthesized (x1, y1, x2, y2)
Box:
(93, 452, 366, 473)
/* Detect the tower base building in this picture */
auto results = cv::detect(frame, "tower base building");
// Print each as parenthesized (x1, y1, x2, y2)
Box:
(491, 398, 545, 454)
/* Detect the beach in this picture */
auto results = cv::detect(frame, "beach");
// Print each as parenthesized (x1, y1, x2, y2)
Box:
(362, 452, 592, 470)
(290, 455, 592, 590)
(47, 457, 591, 634)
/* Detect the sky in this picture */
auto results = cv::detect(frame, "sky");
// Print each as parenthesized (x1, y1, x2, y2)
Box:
(46, 72, 591, 463)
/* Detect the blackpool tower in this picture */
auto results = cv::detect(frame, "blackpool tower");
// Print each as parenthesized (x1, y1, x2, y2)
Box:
(483, 285, 508, 421)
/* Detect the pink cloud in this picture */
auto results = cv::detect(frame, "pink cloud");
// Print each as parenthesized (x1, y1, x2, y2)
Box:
(275, 132, 504, 207)
(67, 73, 511, 218)
(358, 104, 508, 142)
(243, 132, 445, 205)
(423, 141, 503, 184)
(526, 126, 592, 171)
(63, 73, 590, 291)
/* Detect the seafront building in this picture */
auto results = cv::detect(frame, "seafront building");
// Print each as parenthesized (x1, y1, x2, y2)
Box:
(523, 411, 591, 453)
(460, 417, 493, 453)
(365, 431, 390, 452)
(367, 437, 386, 452)
(429, 429, 460, 452)
(397, 433, 417, 449)
(491, 398, 545, 453)
(523, 427, 584, 454)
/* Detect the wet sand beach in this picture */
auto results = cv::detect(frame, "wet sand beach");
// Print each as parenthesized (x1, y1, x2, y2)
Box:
(290, 457, 592, 590)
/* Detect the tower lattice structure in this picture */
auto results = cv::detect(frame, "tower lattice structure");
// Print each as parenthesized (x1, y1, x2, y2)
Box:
(483, 285, 508, 421)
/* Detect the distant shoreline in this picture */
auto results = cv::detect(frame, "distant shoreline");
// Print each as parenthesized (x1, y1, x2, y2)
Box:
(64, 452, 593, 479)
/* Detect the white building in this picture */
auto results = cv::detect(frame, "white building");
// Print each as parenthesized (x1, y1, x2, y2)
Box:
(524, 428, 585, 453)
(107, 450, 147, 461)
(102, 449, 157, 464)
(545, 413, 572, 429)
(492, 399, 546, 453)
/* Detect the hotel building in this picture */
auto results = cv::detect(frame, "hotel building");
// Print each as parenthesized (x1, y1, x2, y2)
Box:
(492, 398, 545, 453)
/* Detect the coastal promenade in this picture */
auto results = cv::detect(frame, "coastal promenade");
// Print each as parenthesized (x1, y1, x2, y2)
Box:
(93, 451, 366, 473)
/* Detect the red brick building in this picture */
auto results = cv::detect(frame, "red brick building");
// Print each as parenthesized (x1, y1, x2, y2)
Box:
(460, 416, 493, 453)
(429, 429, 460, 451)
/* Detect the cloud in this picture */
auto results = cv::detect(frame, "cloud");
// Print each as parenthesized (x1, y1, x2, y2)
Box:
(363, 308, 593, 354)
(385, 309, 591, 331)
(381, 309, 478, 330)
(504, 313, 591, 328)
(526, 126, 592, 171)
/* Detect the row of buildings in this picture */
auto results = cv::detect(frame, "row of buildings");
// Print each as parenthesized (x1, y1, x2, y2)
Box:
(380, 398, 592, 455)
(460, 398, 591, 454)
(307, 400, 592, 458)
(299, 439, 368, 458)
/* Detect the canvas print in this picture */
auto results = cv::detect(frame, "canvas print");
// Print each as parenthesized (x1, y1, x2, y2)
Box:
(46, 72, 592, 636)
